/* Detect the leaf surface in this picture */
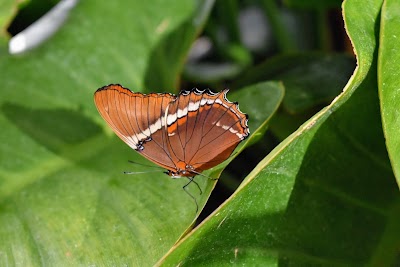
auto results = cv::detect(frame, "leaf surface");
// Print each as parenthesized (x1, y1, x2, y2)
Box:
(158, 0, 400, 265)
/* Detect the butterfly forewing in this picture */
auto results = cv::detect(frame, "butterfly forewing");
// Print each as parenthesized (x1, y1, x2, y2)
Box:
(94, 84, 177, 171)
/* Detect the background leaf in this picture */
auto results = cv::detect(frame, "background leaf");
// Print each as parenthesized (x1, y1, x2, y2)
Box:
(234, 53, 355, 113)
(232, 81, 285, 147)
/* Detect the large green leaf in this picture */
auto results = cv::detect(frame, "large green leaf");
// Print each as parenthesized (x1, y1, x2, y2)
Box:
(0, 0, 223, 266)
(378, 0, 400, 187)
(158, 0, 400, 265)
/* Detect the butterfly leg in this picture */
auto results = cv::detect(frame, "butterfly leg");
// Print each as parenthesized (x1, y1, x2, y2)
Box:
(183, 177, 201, 213)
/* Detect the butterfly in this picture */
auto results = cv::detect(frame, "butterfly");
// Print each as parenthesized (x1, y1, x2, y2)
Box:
(94, 84, 249, 178)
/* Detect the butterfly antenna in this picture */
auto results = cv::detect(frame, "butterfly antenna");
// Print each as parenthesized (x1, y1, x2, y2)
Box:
(124, 160, 165, 174)
(123, 170, 164, 175)
(183, 176, 199, 213)
(127, 160, 164, 170)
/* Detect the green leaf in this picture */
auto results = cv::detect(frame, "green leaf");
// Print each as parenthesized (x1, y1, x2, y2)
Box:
(231, 81, 285, 147)
(158, 0, 400, 265)
(235, 53, 356, 113)
(0, 0, 224, 266)
(378, 0, 400, 187)
(0, 0, 27, 46)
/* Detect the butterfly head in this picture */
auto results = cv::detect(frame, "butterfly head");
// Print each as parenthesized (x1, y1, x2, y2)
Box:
(165, 161, 196, 178)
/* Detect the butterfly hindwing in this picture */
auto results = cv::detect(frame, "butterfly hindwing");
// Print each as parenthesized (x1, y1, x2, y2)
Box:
(165, 89, 249, 172)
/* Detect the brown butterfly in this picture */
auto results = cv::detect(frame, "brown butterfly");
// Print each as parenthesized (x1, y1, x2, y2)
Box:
(94, 84, 249, 178)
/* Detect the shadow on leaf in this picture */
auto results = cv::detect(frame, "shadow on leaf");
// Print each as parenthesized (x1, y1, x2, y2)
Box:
(2, 103, 102, 159)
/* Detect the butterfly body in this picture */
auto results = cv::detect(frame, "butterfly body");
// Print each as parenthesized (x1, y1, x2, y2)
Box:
(94, 84, 249, 178)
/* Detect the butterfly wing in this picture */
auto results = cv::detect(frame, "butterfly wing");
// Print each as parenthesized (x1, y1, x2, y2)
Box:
(94, 84, 177, 171)
(165, 89, 249, 173)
